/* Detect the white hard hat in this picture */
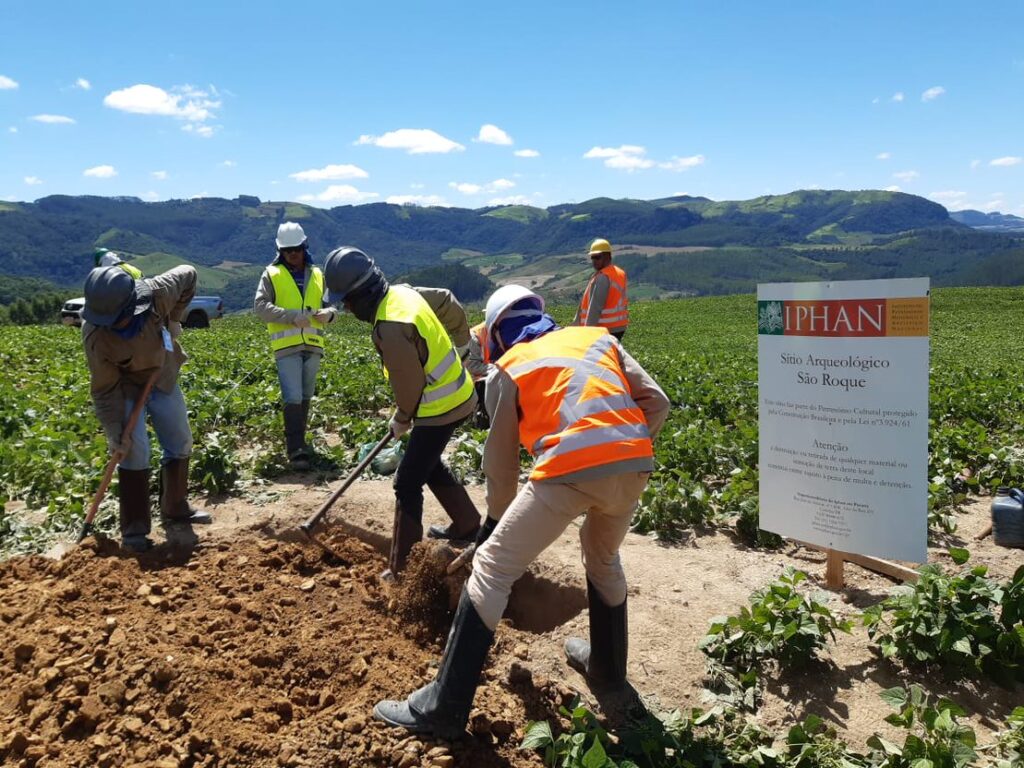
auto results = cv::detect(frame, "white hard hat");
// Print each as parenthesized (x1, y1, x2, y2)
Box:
(276, 222, 307, 249)
(98, 252, 123, 267)
(484, 285, 545, 339)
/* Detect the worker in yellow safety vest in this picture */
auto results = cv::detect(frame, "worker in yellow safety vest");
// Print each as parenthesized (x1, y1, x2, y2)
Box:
(323, 247, 481, 579)
(374, 284, 670, 738)
(254, 222, 338, 470)
(574, 238, 628, 340)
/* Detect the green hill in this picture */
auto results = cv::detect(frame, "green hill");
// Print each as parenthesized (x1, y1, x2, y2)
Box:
(1, 190, 1021, 300)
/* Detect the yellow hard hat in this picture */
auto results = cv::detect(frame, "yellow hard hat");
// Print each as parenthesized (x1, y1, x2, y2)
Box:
(588, 238, 612, 257)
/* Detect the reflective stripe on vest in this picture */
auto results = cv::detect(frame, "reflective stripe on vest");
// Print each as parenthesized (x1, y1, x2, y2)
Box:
(375, 285, 475, 418)
(579, 265, 628, 329)
(497, 326, 652, 480)
(118, 263, 143, 279)
(266, 265, 326, 352)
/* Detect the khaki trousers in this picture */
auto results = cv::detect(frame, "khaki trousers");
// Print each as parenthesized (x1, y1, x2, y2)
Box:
(468, 472, 650, 631)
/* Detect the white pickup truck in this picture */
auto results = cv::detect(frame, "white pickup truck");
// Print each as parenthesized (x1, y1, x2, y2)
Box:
(61, 295, 224, 328)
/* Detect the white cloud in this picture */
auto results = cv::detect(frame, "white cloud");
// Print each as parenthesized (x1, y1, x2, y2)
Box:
(884, 185, 901, 192)
(486, 195, 533, 206)
(74, 78, 91, 91)
(872, 97, 880, 105)
(921, 86, 945, 102)
(83, 165, 117, 178)
(449, 178, 515, 195)
(584, 145, 655, 171)
(152, 170, 167, 180)
(30, 114, 76, 124)
(876, 152, 891, 160)
(449, 182, 482, 195)
(104, 84, 220, 123)
(970, 159, 981, 170)
(220, 160, 236, 168)
(8, 126, 17, 134)
(658, 154, 706, 171)
(356, 128, 464, 154)
(141, 191, 160, 202)
(23, 176, 42, 185)
(296, 185, 379, 204)
(0, 75, 17, 90)
(181, 123, 216, 138)
(410, 183, 425, 189)
(891, 92, 904, 103)
(386, 194, 448, 206)
(474, 124, 513, 145)
(514, 148, 540, 158)
(990, 156, 1022, 167)
(893, 170, 919, 182)
(289, 163, 368, 182)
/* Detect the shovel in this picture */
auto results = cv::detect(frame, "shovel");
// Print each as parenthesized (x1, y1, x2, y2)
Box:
(78, 368, 161, 543)
(299, 430, 393, 559)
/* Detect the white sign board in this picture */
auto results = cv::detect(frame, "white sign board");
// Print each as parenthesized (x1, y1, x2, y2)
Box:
(757, 278, 929, 563)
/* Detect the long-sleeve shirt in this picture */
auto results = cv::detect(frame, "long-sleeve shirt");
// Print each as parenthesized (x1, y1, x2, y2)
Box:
(373, 285, 476, 428)
(83, 266, 196, 449)
(578, 272, 611, 327)
(482, 338, 670, 520)
(253, 264, 335, 359)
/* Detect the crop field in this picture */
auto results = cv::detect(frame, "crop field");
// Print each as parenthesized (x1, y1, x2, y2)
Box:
(3, 287, 1024, 557)
(0, 288, 1022, 768)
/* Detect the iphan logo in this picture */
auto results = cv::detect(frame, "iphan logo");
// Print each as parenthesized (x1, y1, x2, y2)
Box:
(758, 297, 928, 337)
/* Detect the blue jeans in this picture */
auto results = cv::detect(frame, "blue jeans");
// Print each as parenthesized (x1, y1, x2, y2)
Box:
(276, 351, 322, 404)
(118, 383, 194, 471)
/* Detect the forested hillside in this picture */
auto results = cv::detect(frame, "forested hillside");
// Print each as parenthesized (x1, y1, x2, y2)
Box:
(1, 190, 1022, 301)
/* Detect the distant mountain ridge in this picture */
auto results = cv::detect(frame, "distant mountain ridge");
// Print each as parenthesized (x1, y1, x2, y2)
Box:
(950, 209, 1024, 233)
(0, 189, 1021, 304)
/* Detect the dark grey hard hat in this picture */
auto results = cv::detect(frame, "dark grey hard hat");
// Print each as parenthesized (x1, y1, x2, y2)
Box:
(323, 247, 378, 304)
(81, 266, 153, 326)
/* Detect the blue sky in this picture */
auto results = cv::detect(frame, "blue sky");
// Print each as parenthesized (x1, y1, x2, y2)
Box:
(2, 0, 1022, 214)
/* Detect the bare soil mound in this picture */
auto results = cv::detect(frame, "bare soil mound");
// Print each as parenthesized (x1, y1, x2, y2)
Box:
(0, 532, 565, 768)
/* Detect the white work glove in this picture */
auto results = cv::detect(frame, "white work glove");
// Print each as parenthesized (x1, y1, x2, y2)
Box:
(313, 308, 336, 324)
(293, 312, 312, 329)
(389, 415, 411, 439)
(455, 342, 470, 360)
(167, 321, 182, 340)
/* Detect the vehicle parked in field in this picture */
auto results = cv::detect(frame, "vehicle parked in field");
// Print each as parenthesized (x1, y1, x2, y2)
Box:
(61, 296, 224, 328)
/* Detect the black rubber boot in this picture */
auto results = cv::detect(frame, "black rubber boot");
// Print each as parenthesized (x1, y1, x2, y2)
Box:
(564, 580, 643, 726)
(283, 403, 309, 470)
(427, 484, 481, 544)
(300, 398, 313, 451)
(565, 579, 628, 687)
(119, 468, 153, 552)
(374, 588, 494, 738)
(160, 458, 212, 524)
(385, 500, 424, 578)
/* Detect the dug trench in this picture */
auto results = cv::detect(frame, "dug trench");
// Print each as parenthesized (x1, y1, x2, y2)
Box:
(0, 528, 580, 768)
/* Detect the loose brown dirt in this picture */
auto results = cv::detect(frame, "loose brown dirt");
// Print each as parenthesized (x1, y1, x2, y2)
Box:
(2, 473, 1021, 767)
(0, 530, 569, 767)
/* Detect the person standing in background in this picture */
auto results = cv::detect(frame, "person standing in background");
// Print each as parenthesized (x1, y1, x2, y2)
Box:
(573, 238, 629, 341)
(254, 222, 337, 470)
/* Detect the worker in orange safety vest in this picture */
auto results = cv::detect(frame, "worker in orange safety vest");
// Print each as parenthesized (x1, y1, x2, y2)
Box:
(574, 238, 628, 340)
(373, 284, 670, 739)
